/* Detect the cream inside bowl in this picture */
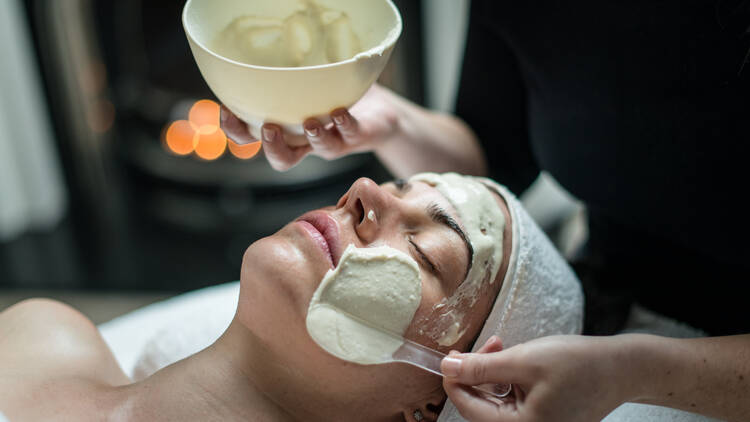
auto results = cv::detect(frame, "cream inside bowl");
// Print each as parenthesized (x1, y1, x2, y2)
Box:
(182, 0, 402, 140)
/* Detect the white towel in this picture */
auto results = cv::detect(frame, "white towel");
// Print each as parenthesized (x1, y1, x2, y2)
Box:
(438, 180, 584, 422)
(98, 282, 239, 379)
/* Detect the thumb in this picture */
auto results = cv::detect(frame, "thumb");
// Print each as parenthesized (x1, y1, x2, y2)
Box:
(441, 350, 520, 385)
(220, 105, 255, 144)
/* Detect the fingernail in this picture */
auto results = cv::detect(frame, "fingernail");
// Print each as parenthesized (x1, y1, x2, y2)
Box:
(442, 357, 462, 377)
(332, 114, 345, 125)
(262, 127, 275, 143)
(305, 126, 320, 137)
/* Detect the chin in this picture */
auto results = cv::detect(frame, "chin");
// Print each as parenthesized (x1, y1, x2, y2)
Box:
(240, 227, 323, 321)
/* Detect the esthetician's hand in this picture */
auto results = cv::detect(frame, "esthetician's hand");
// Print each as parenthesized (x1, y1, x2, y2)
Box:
(441, 335, 626, 422)
(221, 84, 400, 171)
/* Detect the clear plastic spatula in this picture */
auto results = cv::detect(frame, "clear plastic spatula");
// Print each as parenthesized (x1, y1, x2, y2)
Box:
(391, 337, 513, 399)
(307, 303, 512, 399)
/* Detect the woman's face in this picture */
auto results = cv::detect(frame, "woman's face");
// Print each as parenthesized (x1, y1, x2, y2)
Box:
(236, 177, 511, 419)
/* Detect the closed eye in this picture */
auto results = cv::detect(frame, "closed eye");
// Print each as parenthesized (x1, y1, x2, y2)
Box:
(409, 239, 438, 276)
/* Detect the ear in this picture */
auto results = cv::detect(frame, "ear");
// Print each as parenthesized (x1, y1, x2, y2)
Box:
(400, 388, 446, 422)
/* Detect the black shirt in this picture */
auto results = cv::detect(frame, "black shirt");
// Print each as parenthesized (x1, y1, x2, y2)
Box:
(455, 0, 750, 335)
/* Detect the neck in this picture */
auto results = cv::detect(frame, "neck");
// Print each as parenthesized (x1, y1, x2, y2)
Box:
(113, 320, 295, 422)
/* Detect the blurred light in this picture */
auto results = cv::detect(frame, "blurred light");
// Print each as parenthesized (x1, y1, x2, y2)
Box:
(189, 100, 221, 128)
(196, 124, 220, 135)
(165, 99, 237, 160)
(165, 120, 198, 155)
(228, 139, 263, 159)
(195, 127, 227, 160)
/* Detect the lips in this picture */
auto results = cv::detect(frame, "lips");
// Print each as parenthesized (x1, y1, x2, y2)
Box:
(297, 211, 342, 268)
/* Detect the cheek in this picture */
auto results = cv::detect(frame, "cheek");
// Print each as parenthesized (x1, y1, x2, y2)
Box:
(239, 234, 318, 339)
(403, 275, 498, 352)
(402, 274, 448, 344)
(457, 284, 497, 347)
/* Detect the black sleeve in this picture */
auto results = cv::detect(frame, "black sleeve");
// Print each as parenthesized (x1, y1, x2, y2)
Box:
(454, 0, 539, 195)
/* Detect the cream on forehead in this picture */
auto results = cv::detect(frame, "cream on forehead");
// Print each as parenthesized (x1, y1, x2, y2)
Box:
(306, 244, 422, 364)
(409, 172, 505, 346)
(410, 173, 505, 288)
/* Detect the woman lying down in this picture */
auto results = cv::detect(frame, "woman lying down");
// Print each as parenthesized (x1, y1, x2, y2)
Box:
(0, 173, 582, 421)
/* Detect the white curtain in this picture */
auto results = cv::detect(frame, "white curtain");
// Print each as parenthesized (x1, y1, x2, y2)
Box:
(0, 0, 67, 241)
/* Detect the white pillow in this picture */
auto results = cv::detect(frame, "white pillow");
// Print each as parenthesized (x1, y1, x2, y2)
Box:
(98, 282, 239, 379)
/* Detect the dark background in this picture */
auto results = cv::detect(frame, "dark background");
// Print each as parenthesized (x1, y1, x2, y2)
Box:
(0, 0, 426, 293)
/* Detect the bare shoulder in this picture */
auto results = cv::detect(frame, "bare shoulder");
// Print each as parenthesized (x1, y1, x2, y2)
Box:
(0, 298, 129, 379)
(0, 299, 130, 413)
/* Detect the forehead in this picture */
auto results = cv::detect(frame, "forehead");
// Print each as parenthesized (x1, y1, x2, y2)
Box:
(382, 179, 456, 209)
(382, 179, 505, 224)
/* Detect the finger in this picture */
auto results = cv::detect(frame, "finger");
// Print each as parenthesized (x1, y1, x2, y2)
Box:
(442, 350, 522, 385)
(331, 108, 361, 145)
(282, 131, 311, 148)
(444, 379, 517, 422)
(261, 124, 311, 171)
(220, 105, 257, 145)
(476, 336, 504, 354)
(304, 118, 345, 154)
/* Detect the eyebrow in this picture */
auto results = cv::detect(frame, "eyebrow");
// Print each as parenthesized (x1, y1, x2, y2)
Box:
(426, 202, 474, 281)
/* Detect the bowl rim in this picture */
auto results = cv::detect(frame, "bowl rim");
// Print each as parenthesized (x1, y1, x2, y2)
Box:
(182, 0, 403, 72)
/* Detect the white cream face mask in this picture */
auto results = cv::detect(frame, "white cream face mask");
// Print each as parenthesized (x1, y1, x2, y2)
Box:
(306, 244, 421, 364)
(409, 173, 505, 346)
(306, 172, 505, 366)
(212, 0, 362, 67)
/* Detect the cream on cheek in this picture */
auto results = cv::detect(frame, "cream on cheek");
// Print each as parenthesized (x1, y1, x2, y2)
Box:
(408, 173, 506, 347)
(306, 244, 422, 364)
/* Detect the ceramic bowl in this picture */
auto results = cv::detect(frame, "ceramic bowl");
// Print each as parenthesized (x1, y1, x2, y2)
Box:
(183, 0, 402, 141)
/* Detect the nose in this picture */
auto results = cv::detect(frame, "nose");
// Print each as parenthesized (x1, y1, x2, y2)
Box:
(338, 177, 389, 244)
